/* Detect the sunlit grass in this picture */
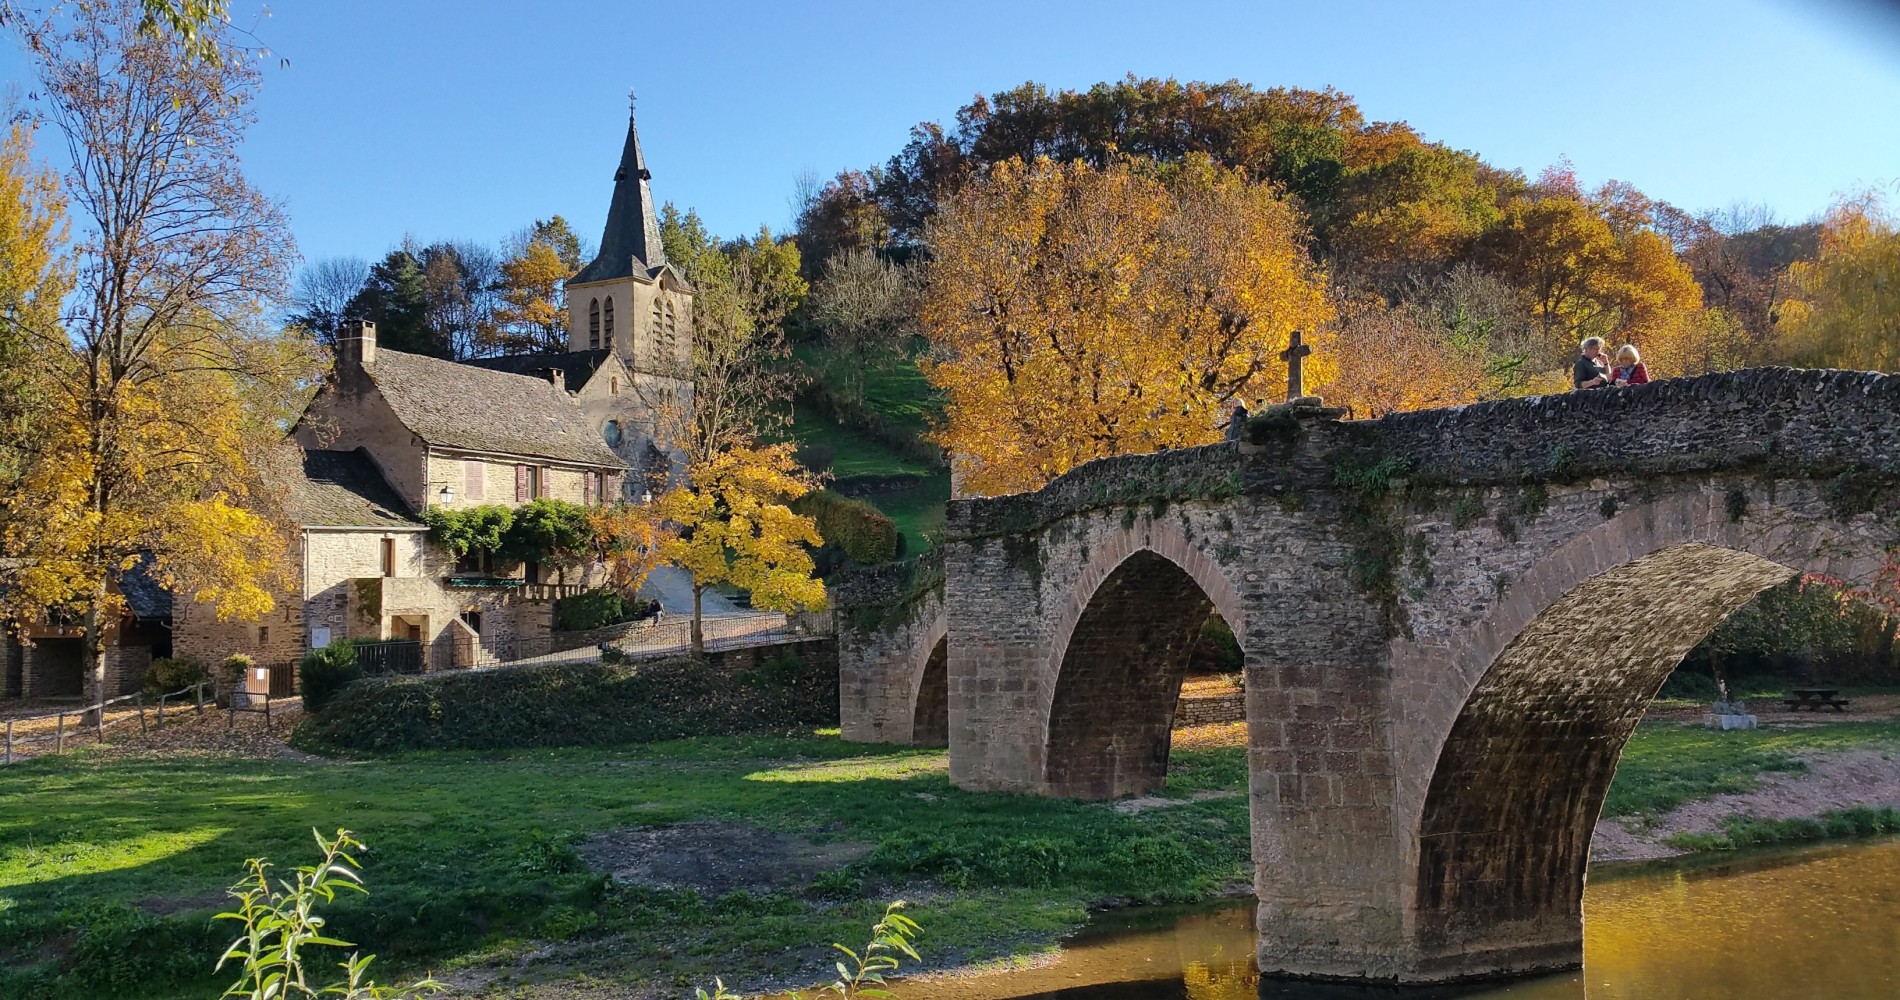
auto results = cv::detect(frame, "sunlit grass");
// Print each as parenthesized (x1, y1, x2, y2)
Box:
(0, 825, 228, 889)
(745, 754, 948, 783)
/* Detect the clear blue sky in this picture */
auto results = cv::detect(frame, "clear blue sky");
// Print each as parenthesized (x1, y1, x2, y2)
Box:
(8, 0, 1900, 267)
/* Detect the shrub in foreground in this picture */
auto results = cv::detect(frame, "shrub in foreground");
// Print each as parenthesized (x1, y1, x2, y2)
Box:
(294, 648, 838, 754)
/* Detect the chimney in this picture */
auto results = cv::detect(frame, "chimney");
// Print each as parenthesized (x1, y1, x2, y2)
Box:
(544, 368, 566, 393)
(336, 319, 377, 387)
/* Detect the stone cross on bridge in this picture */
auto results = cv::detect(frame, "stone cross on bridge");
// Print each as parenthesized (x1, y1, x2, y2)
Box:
(1280, 329, 1311, 401)
(830, 368, 1900, 987)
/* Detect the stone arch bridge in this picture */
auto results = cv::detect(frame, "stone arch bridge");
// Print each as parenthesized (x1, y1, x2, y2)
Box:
(832, 368, 1900, 984)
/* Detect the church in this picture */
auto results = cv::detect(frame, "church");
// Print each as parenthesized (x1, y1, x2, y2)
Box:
(147, 101, 699, 690)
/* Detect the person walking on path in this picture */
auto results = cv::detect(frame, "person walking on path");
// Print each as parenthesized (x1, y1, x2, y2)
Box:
(1611, 345, 1650, 387)
(1574, 337, 1611, 390)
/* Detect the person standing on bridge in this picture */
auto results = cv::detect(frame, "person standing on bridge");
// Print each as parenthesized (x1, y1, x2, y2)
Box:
(1573, 337, 1611, 390)
(1611, 345, 1650, 387)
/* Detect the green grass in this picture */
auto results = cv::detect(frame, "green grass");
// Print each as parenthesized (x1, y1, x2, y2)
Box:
(1663, 806, 1900, 852)
(0, 733, 1251, 999)
(863, 473, 951, 553)
(1603, 719, 1900, 821)
(794, 344, 941, 441)
(10, 718, 1898, 998)
(789, 408, 937, 479)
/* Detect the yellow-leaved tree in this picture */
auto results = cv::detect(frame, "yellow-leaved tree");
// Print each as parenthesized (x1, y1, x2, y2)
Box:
(919, 155, 1333, 496)
(0, 4, 314, 714)
(658, 444, 825, 652)
(491, 238, 574, 354)
(1777, 193, 1900, 372)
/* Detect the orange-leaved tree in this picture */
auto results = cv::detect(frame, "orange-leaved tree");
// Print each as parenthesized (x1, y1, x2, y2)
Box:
(920, 155, 1333, 496)
(658, 444, 825, 653)
(0, 4, 313, 715)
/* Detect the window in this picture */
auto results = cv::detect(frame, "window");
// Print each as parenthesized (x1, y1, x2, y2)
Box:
(650, 298, 664, 358)
(603, 419, 622, 446)
(588, 298, 600, 349)
(455, 548, 491, 576)
(258, 625, 270, 646)
(664, 301, 677, 351)
(381, 537, 396, 577)
(460, 610, 482, 634)
(603, 298, 615, 342)
(515, 464, 541, 502)
(610, 376, 619, 395)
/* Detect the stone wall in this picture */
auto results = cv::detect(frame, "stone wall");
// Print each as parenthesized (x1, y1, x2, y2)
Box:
(832, 553, 948, 745)
(1173, 690, 1244, 726)
(937, 369, 1900, 984)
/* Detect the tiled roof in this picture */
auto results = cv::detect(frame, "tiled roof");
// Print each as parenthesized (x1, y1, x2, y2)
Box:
(119, 554, 173, 622)
(366, 349, 628, 468)
(460, 349, 614, 390)
(292, 449, 420, 528)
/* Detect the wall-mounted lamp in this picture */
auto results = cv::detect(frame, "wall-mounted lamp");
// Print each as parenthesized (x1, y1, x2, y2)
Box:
(640, 489, 654, 505)
(437, 485, 455, 507)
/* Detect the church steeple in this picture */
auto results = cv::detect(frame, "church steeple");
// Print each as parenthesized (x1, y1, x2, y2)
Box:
(572, 93, 666, 285)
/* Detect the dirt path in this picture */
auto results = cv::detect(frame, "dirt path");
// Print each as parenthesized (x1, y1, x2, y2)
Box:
(1592, 746, 1900, 862)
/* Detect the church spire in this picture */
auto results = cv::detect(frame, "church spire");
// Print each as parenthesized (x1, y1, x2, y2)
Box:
(572, 92, 666, 285)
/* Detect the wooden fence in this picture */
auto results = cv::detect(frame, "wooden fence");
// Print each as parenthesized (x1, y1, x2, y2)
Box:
(2, 679, 215, 764)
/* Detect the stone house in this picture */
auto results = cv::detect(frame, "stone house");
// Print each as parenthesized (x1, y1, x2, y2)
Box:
(164, 96, 694, 682)
(2, 557, 173, 700)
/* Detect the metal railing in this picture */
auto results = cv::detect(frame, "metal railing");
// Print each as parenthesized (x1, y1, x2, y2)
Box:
(2, 679, 215, 764)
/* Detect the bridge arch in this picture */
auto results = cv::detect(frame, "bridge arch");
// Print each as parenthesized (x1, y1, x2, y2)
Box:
(1396, 492, 1886, 975)
(907, 621, 950, 746)
(1038, 522, 1245, 798)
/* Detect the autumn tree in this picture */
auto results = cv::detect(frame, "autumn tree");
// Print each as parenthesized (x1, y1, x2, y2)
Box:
(587, 501, 672, 601)
(489, 219, 581, 355)
(651, 210, 806, 464)
(1477, 170, 1704, 370)
(1, 2, 313, 713)
(0, 121, 70, 491)
(920, 155, 1332, 496)
(1777, 193, 1900, 372)
(808, 247, 916, 401)
(657, 444, 824, 652)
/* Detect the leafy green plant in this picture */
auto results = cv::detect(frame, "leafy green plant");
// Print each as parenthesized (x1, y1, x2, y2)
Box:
(419, 504, 513, 557)
(215, 828, 444, 1000)
(697, 900, 921, 999)
(299, 639, 362, 713)
(498, 498, 594, 569)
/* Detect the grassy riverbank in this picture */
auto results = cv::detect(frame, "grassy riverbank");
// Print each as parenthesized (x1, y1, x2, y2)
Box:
(4, 716, 1897, 999)
(0, 730, 1249, 999)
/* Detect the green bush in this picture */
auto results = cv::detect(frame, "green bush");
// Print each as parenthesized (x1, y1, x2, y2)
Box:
(793, 490, 901, 566)
(299, 639, 362, 713)
(294, 646, 839, 754)
(140, 656, 208, 697)
(555, 588, 642, 631)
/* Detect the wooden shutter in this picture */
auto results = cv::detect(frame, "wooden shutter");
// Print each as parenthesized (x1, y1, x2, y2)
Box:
(583, 471, 595, 505)
(515, 464, 528, 502)
(464, 458, 483, 500)
(606, 472, 623, 501)
(538, 466, 551, 498)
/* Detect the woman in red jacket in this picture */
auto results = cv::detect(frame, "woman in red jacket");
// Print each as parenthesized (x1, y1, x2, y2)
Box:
(1612, 344, 1650, 387)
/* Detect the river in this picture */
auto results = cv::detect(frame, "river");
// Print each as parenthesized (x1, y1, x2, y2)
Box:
(892, 837, 1900, 999)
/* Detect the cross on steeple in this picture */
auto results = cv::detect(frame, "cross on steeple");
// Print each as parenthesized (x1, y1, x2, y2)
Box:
(1280, 330, 1312, 401)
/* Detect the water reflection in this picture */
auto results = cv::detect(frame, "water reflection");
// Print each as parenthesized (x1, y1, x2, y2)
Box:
(893, 838, 1900, 1000)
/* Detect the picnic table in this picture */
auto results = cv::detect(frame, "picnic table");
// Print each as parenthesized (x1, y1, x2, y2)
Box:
(1784, 687, 1850, 712)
